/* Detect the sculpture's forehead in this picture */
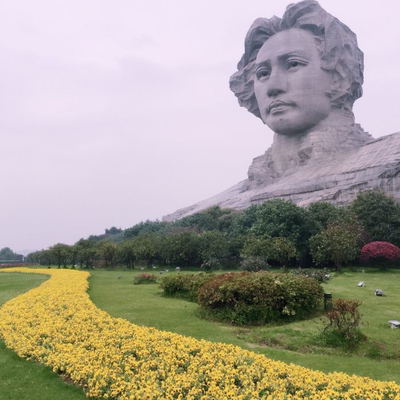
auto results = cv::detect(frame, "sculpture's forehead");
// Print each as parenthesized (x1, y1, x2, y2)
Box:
(256, 28, 319, 64)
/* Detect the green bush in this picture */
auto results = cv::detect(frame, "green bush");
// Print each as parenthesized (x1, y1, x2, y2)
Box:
(159, 273, 216, 301)
(200, 257, 222, 272)
(239, 256, 270, 271)
(351, 190, 400, 246)
(241, 236, 272, 258)
(197, 272, 324, 325)
(309, 224, 361, 270)
(269, 237, 299, 267)
(290, 268, 330, 284)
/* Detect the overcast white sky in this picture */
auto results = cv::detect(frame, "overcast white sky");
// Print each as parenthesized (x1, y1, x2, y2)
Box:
(1, 0, 400, 254)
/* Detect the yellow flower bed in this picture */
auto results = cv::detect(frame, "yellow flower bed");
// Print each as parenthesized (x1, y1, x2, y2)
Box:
(0, 268, 399, 399)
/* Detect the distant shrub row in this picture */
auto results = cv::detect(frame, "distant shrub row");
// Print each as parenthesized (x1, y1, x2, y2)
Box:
(160, 272, 324, 325)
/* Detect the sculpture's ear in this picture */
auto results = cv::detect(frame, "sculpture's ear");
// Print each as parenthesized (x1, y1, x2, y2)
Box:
(324, 70, 348, 110)
(323, 68, 336, 98)
(325, 70, 362, 111)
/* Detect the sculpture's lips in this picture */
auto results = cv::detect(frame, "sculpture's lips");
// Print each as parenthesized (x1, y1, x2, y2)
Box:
(268, 100, 295, 114)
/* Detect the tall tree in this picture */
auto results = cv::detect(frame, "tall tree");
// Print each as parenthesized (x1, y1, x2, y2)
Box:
(118, 240, 136, 269)
(97, 241, 118, 267)
(76, 239, 98, 269)
(250, 199, 318, 254)
(309, 224, 361, 270)
(0, 247, 23, 261)
(161, 232, 201, 267)
(198, 231, 231, 262)
(49, 243, 70, 268)
(351, 190, 400, 245)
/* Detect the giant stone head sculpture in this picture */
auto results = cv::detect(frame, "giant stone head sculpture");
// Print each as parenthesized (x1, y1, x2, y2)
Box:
(229, 0, 364, 136)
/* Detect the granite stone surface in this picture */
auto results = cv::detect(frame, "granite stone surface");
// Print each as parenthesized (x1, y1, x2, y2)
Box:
(164, 132, 400, 221)
(163, 1, 400, 221)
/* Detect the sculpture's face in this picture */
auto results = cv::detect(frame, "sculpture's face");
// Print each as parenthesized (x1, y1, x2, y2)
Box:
(254, 28, 332, 135)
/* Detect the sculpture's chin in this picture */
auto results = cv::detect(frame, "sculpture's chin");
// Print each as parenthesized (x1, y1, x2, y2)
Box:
(266, 120, 308, 136)
(265, 111, 331, 136)
(270, 125, 305, 136)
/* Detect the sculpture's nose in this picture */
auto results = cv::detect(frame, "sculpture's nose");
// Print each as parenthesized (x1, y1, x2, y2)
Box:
(267, 68, 287, 97)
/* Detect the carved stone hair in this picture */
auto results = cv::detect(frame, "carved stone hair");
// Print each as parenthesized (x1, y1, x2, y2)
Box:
(229, 0, 364, 119)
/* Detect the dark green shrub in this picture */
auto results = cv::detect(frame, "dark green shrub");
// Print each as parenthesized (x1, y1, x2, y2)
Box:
(159, 273, 215, 301)
(269, 237, 299, 267)
(197, 272, 324, 325)
(290, 268, 330, 284)
(161, 232, 202, 267)
(309, 224, 361, 270)
(200, 257, 222, 272)
(351, 190, 400, 246)
(240, 236, 272, 258)
(133, 273, 158, 285)
(249, 199, 319, 257)
(239, 256, 270, 272)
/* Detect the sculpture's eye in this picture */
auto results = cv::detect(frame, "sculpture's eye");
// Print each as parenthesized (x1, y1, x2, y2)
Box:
(286, 59, 305, 70)
(256, 69, 270, 80)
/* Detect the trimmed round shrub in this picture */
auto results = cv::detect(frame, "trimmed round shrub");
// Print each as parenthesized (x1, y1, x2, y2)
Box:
(197, 272, 324, 325)
(360, 241, 400, 268)
(159, 273, 215, 301)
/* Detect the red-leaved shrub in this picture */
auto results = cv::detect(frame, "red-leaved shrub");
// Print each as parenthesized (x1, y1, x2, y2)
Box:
(133, 273, 158, 285)
(322, 298, 363, 346)
(360, 241, 400, 267)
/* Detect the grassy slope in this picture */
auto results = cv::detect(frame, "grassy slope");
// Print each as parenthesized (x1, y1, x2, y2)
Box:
(89, 269, 400, 383)
(0, 272, 87, 400)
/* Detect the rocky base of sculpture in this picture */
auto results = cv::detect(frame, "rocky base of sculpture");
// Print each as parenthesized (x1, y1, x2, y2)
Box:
(163, 132, 400, 221)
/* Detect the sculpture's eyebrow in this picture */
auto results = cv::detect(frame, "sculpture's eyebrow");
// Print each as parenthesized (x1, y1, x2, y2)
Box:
(254, 59, 271, 69)
(278, 50, 310, 61)
(255, 50, 310, 68)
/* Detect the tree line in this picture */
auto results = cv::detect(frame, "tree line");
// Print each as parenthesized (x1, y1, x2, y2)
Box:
(0, 247, 24, 262)
(26, 190, 400, 270)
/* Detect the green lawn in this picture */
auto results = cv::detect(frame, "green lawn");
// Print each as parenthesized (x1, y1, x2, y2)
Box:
(1, 267, 400, 400)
